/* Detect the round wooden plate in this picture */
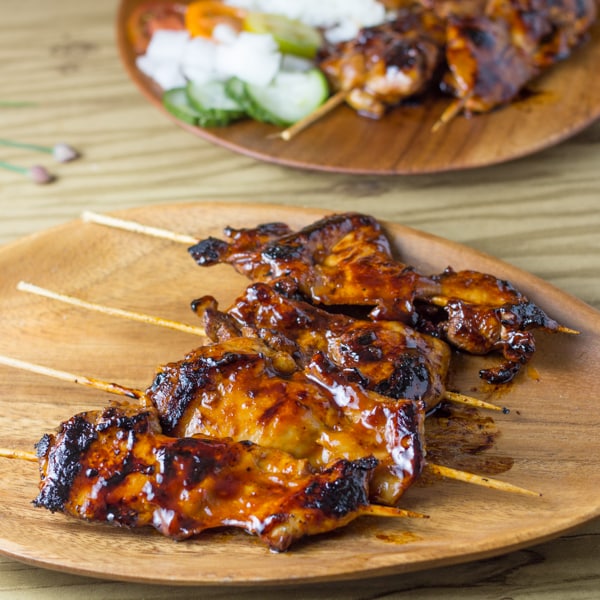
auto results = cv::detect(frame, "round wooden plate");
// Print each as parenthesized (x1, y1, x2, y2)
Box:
(1, 203, 599, 585)
(115, 1, 600, 175)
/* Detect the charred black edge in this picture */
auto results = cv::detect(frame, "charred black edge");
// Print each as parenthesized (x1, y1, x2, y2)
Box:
(147, 351, 262, 435)
(33, 408, 156, 513)
(188, 237, 229, 266)
(303, 456, 378, 518)
(33, 414, 97, 512)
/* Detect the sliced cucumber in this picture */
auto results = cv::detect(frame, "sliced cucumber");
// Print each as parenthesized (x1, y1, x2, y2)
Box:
(243, 12, 323, 59)
(225, 69, 329, 126)
(162, 87, 203, 126)
(186, 80, 246, 127)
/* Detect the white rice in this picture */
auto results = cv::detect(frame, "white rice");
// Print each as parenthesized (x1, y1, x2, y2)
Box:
(224, 0, 388, 42)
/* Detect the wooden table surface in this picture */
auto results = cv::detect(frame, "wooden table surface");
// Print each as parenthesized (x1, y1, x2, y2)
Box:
(1, 1, 599, 598)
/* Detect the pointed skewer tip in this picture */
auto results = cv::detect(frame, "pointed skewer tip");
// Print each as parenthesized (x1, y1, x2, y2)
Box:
(361, 505, 428, 519)
(556, 325, 580, 335)
(443, 390, 506, 412)
(427, 463, 541, 497)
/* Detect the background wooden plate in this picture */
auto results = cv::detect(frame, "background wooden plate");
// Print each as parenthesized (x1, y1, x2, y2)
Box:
(1, 203, 599, 585)
(115, 1, 600, 175)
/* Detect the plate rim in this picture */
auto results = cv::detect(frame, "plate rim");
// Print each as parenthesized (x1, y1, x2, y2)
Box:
(114, 0, 600, 175)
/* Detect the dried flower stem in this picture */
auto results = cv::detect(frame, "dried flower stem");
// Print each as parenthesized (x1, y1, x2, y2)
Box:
(0, 160, 28, 175)
(0, 138, 79, 162)
(0, 160, 55, 184)
(0, 138, 52, 153)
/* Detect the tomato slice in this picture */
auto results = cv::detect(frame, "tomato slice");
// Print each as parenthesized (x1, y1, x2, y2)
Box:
(127, 1, 187, 54)
(185, 1, 247, 38)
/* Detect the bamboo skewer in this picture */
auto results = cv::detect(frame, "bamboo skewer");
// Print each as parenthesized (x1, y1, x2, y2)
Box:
(0, 353, 536, 497)
(0, 354, 143, 400)
(81, 211, 197, 245)
(443, 390, 506, 413)
(17, 281, 207, 338)
(359, 505, 427, 519)
(426, 463, 541, 497)
(431, 96, 468, 133)
(17, 281, 504, 412)
(0, 447, 37, 462)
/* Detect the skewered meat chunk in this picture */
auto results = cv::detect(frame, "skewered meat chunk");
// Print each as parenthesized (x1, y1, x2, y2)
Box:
(191, 282, 451, 410)
(145, 337, 425, 506)
(442, 15, 538, 113)
(189, 212, 570, 383)
(486, 0, 597, 66)
(319, 7, 446, 118)
(442, 0, 597, 114)
(421, 267, 565, 382)
(317, 0, 596, 119)
(189, 212, 439, 323)
(34, 404, 381, 551)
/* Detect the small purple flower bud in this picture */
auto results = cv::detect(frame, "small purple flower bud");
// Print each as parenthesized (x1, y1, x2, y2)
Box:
(52, 142, 80, 163)
(29, 165, 55, 185)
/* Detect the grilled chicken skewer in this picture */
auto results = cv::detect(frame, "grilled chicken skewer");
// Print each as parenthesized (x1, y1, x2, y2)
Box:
(4, 403, 414, 551)
(320, 0, 597, 126)
(0, 338, 426, 508)
(187, 212, 577, 384)
(193, 282, 451, 410)
(17, 279, 505, 412)
(82, 209, 577, 383)
(0, 353, 540, 498)
(145, 338, 426, 506)
(319, 6, 446, 119)
(439, 0, 597, 120)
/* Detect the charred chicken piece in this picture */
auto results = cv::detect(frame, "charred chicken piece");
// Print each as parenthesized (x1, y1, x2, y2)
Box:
(189, 213, 572, 383)
(192, 282, 451, 410)
(421, 268, 566, 383)
(319, 7, 446, 118)
(442, 15, 538, 113)
(486, 0, 598, 67)
(442, 0, 597, 114)
(145, 337, 425, 506)
(189, 212, 439, 323)
(34, 404, 380, 551)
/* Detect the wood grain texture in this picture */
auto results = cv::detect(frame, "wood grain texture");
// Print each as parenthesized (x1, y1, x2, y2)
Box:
(116, 0, 600, 175)
(0, 0, 599, 597)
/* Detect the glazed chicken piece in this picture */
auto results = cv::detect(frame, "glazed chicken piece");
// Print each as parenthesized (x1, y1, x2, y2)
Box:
(486, 0, 598, 67)
(189, 212, 439, 323)
(419, 267, 567, 383)
(191, 282, 451, 410)
(319, 6, 446, 118)
(189, 212, 571, 383)
(325, 0, 596, 119)
(145, 337, 425, 506)
(442, 14, 538, 114)
(33, 404, 381, 551)
(442, 0, 597, 114)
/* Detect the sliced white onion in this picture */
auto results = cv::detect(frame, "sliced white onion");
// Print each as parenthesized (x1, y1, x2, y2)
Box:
(145, 29, 190, 62)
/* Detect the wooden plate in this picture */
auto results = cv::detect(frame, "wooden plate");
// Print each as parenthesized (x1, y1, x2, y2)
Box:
(1, 203, 599, 585)
(115, 1, 600, 175)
